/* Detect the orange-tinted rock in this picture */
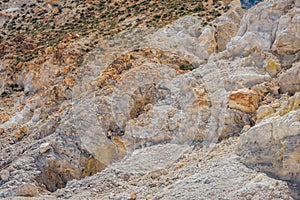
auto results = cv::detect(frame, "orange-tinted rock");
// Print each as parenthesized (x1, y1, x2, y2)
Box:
(229, 89, 260, 113)
(0, 112, 10, 124)
(63, 76, 75, 87)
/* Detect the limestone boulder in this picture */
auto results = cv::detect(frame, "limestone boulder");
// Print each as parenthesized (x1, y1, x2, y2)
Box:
(264, 59, 282, 78)
(237, 92, 300, 183)
(197, 26, 217, 60)
(279, 62, 300, 94)
(226, 0, 295, 57)
(256, 104, 274, 123)
(215, 5, 245, 52)
(271, 7, 300, 55)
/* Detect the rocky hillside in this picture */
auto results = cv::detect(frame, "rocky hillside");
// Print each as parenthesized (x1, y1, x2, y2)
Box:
(0, 0, 300, 199)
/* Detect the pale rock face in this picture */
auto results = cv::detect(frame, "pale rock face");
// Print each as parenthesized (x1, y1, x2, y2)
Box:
(272, 7, 300, 55)
(214, 5, 245, 52)
(279, 62, 300, 94)
(226, 0, 295, 57)
(147, 16, 205, 60)
(237, 92, 300, 183)
(296, 0, 300, 7)
(197, 26, 217, 60)
(1, 0, 300, 198)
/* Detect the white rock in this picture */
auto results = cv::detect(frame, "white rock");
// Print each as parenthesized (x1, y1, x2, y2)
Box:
(40, 142, 51, 154)
(0, 170, 9, 182)
(279, 62, 300, 94)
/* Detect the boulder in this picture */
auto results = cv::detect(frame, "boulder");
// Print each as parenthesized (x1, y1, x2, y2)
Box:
(256, 104, 274, 123)
(228, 88, 260, 113)
(215, 6, 245, 52)
(227, 0, 295, 57)
(264, 59, 281, 78)
(237, 92, 300, 183)
(0, 170, 10, 182)
(271, 8, 300, 55)
(16, 184, 39, 197)
(279, 62, 300, 94)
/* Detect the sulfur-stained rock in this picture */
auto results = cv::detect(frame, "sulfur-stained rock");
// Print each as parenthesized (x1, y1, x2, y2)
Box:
(228, 88, 260, 113)
(277, 92, 300, 116)
(279, 62, 300, 94)
(63, 76, 75, 87)
(1, 0, 300, 198)
(264, 59, 281, 78)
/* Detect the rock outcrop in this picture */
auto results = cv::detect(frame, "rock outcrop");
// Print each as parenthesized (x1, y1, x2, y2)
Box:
(0, 0, 299, 198)
(238, 92, 300, 183)
(279, 62, 300, 94)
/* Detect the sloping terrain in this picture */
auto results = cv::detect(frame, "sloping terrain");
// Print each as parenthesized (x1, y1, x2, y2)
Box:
(0, 0, 300, 199)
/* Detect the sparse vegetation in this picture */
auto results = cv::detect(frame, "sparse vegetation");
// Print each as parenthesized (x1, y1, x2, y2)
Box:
(0, 0, 229, 68)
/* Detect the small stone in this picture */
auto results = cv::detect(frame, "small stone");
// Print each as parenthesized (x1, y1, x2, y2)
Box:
(45, 47, 53, 55)
(40, 142, 51, 153)
(264, 59, 281, 77)
(256, 105, 274, 122)
(229, 88, 260, 113)
(241, 125, 251, 133)
(0, 170, 10, 181)
(149, 183, 157, 188)
(63, 76, 75, 87)
(271, 102, 281, 108)
(16, 184, 39, 197)
(203, 178, 212, 184)
(130, 192, 137, 200)
(123, 173, 130, 181)
(279, 63, 300, 94)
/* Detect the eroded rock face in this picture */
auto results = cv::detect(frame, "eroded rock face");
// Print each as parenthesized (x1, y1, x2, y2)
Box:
(237, 93, 300, 183)
(0, 0, 300, 198)
(272, 7, 300, 56)
(214, 5, 245, 52)
(51, 138, 297, 199)
(227, 0, 296, 58)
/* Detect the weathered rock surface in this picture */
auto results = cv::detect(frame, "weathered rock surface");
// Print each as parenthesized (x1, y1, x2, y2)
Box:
(0, 0, 299, 198)
(279, 62, 300, 94)
(50, 138, 298, 199)
(238, 92, 300, 184)
(214, 5, 245, 52)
